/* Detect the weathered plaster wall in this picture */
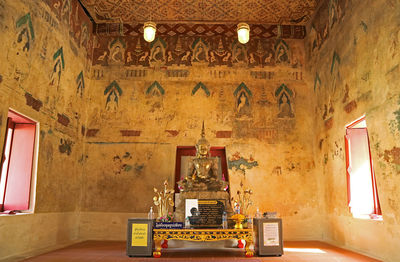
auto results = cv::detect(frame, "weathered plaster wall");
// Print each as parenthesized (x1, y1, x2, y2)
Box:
(306, 0, 400, 260)
(0, 0, 92, 260)
(81, 33, 323, 241)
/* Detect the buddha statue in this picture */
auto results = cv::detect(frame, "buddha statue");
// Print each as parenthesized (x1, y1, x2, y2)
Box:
(178, 123, 228, 192)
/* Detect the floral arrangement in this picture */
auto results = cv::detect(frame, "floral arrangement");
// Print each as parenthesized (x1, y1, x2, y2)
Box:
(159, 212, 174, 222)
(153, 180, 175, 221)
(231, 180, 253, 216)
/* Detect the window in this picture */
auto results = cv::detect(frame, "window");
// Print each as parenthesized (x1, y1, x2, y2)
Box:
(0, 110, 38, 213)
(345, 116, 381, 219)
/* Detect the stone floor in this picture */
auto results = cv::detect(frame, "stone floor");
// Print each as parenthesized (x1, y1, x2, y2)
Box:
(22, 241, 381, 262)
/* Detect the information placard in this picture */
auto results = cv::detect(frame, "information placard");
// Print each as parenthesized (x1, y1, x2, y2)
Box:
(126, 218, 153, 257)
(263, 222, 280, 246)
(131, 223, 148, 247)
(185, 199, 225, 228)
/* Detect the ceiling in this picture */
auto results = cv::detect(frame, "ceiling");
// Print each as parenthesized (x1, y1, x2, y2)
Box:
(79, 0, 320, 25)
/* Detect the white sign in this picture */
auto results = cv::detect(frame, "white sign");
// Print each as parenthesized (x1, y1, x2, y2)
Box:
(263, 222, 279, 246)
(185, 199, 199, 219)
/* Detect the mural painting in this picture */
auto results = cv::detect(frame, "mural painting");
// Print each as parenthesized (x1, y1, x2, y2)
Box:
(146, 81, 165, 113)
(228, 152, 259, 173)
(44, 0, 94, 56)
(59, 138, 73, 155)
(308, 0, 348, 53)
(92, 35, 302, 69)
(112, 152, 145, 175)
(274, 39, 291, 65)
(7, 13, 35, 83)
(76, 71, 85, 97)
(191, 38, 209, 63)
(108, 38, 126, 65)
(192, 82, 210, 97)
(104, 80, 122, 112)
(50, 47, 65, 88)
(234, 82, 252, 119)
(275, 84, 295, 118)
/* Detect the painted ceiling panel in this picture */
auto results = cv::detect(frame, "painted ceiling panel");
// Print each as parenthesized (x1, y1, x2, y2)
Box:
(79, 0, 320, 25)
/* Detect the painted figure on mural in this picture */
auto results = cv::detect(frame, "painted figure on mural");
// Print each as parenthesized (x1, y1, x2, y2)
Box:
(149, 38, 167, 66)
(97, 51, 108, 65)
(275, 43, 290, 64)
(237, 92, 248, 113)
(139, 51, 150, 66)
(61, 0, 72, 25)
(50, 59, 62, 87)
(107, 38, 126, 65)
(179, 51, 192, 66)
(106, 91, 118, 112)
(151, 45, 165, 62)
(8, 13, 34, 83)
(111, 45, 124, 63)
(329, 0, 338, 28)
(80, 24, 89, 48)
(232, 44, 247, 64)
(193, 43, 208, 62)
(277, 94, 294, 118)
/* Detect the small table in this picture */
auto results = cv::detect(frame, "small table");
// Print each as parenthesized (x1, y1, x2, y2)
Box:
(153, 228, 254, 257)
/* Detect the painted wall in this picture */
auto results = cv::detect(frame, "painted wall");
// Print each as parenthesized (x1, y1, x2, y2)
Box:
(305, 0, 400, 261)
(0, 0, 92, 260)
(81, 33, 323, 241)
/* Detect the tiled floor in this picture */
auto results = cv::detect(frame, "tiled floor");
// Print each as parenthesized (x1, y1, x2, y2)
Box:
(22, 241, 381, 262)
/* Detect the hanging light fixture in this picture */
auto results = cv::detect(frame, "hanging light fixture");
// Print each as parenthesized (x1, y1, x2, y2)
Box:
(143, 21, 156, 42)
(237, 23, 250, 44)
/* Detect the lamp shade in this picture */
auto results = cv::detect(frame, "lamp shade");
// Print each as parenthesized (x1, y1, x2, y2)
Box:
(143, 22, 156, 42)
(237, 23, 250, 44)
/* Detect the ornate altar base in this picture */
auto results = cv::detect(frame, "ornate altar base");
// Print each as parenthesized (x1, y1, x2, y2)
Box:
(153, 228, 254, 258)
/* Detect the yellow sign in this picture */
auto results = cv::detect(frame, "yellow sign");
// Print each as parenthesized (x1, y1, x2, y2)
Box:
(131, 223, 148, 247)
(198, 200, 217, 205)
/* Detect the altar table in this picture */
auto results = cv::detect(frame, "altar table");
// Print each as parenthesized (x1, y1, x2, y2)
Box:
(152, 228, 254, 257)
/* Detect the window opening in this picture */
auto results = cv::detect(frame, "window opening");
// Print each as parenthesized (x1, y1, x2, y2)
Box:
(0, 110, 38, 212)
(345, 116, 382, 219)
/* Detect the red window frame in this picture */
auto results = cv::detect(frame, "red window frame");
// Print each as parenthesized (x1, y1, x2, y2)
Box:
(344, 117, 381, 216)
(0, 110, 36, 212)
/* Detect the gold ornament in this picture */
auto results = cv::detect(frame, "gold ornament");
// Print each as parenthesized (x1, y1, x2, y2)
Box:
(153, 180, 175, 221)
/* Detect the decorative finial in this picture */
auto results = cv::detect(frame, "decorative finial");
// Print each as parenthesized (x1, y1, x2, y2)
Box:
(201, 121, 205, 138)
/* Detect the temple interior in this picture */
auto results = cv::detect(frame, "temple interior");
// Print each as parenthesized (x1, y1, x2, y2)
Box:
(0, 0, 399, 261)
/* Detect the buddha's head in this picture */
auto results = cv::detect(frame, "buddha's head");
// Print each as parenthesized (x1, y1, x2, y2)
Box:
(196, 121, 210, 158)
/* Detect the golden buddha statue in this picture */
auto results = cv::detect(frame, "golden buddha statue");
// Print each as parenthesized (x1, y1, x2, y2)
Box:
(178, 123, 228, 192)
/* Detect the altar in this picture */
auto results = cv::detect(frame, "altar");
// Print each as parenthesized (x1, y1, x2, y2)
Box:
(152, 228, 254, 258)
(140, 123, 256, 258)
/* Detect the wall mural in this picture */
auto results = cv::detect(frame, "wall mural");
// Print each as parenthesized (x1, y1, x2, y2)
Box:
(234, 82, 252, 119)
(76, 71, 85, 97)
(228, 152, 259, 173)
(146, 81, 165, 96)
(93, 36, 300, 69)
(16, 13, 35, 52)
(50, 47, 65, 88)
(192, 82, 210, 97)
(104, 80, 122, 111)
(44, 0, 94, 57)
(275, 84, 295, 118)
(59, 138, 73, 155)
(308, 0, 348, 53)
(6, 13, 35, 84)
